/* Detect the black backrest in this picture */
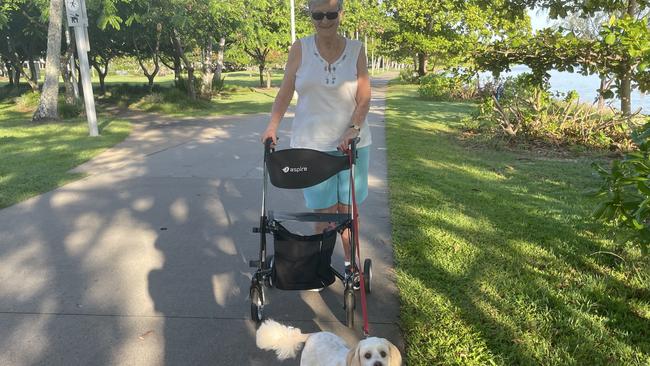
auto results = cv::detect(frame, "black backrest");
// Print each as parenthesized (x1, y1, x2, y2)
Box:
(266, 148, 350, 189)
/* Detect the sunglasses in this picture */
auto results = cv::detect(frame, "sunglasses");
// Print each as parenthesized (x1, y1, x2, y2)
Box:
(311, 11, 339, 21)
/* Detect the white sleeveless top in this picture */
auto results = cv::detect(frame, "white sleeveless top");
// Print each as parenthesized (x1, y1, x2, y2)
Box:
(291, 35, 372, 151)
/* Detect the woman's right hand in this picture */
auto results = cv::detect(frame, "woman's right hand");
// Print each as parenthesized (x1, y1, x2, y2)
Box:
(261, 125, 278, 147)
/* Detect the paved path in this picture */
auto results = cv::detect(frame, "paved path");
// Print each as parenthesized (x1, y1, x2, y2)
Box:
(0, 74, 400, 365)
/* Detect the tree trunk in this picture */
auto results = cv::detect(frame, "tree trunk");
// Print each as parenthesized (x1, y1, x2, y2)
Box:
(91, 58, 109, 95)
(14, 66, 21, 86)
(259, 64, 265, 88)
(62, 43, 77, 105)
(6, 36, 37, 91)
(172, 28, 196, 100)
(4, 62, 14, 86)
(200, 39, 214, 99)
(63, 64, 76, 105)
(417, 52, 427, 76)
(137, 58, 160, 93)
(33, 0, 63, 121)
(28, 58, 38, 85)
(173, 55, 181, 87)
(621, 0, 638, 115)
(598, 75, 606, 110)
(265, 68, 271, 89)
(213, 37, 225, 86)
(63, 27, 79, 104)
(21, 62, 38, 92)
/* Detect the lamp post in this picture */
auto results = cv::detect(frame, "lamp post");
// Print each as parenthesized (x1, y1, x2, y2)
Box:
(290, 0, 296, 43)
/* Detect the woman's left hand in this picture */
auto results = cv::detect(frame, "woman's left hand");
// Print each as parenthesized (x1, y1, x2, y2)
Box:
(338, 127, 360, 151)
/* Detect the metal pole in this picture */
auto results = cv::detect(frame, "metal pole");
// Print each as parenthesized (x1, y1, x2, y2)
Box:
(74, 25, 98, 136)
(290, 0, 296, 43)
(66, 0, 98, 136)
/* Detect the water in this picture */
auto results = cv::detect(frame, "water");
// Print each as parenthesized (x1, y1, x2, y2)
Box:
(481, 65, 649, 115)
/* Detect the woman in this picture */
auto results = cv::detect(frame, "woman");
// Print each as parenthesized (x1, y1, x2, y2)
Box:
(260, 0, 371, 289)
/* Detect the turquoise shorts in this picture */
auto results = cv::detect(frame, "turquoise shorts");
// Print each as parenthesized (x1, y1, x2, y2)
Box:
(303, 146, 370, 210)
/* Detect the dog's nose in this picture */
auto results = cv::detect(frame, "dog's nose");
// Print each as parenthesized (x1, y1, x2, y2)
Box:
(373, 362, 382, 366)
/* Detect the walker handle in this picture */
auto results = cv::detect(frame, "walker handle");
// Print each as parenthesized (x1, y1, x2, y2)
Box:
(264, 137, 275, 155)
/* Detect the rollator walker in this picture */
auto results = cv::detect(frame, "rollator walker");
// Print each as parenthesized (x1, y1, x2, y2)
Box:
(249, 138, 372, 327)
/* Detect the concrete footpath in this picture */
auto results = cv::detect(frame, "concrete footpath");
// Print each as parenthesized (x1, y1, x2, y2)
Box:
(0, 75, 401, 365)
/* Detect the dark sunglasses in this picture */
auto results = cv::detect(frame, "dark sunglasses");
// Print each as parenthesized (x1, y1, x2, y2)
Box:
(311, 11, 339, 21)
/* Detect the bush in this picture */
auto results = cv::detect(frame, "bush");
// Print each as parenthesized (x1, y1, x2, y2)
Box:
(592, 119, 650, 252)
(14, 91, 40, 111)
(59, 101, 84, 119)
(469, 73, 641, 150)
(417, 72, 477, 101)
(399, 69, 420, 83)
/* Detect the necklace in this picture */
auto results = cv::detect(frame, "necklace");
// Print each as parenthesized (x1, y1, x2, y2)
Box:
(314, 35, 347, 85)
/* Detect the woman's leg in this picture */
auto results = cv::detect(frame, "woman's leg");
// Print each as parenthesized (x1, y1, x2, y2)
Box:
(314, 203, 338, 235)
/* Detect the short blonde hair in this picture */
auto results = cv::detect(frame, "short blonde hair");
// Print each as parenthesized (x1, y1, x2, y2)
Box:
(308, 0, 343, 11)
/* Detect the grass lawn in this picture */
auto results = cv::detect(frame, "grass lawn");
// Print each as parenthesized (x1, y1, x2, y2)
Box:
(95, 71, 283, 117)
(385, 82, 650, 365)
(0, 70, 283, 208)
(0, 101, 130, 209)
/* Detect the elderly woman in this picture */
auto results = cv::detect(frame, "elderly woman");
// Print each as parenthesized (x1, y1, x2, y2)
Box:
(261, 0, 371, 289)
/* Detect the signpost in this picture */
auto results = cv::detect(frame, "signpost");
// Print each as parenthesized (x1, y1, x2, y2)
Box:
(65, 0, 98, 137)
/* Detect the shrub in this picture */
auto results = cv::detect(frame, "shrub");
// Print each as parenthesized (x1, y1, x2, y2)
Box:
(417, 72, 478, 101)
(399, 69, 420, 83)
(470, 73, 641, 150)
(592, 119, 650, 252)
(14, 91, 41, 111)
(59, 101, 84, 119)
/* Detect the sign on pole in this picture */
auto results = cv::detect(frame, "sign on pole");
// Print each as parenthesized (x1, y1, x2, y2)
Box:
(65, 0, 98, 137)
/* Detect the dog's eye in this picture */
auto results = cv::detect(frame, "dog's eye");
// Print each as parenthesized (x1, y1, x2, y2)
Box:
(380, 351, 387, 358)
(364, 352, 372, 359)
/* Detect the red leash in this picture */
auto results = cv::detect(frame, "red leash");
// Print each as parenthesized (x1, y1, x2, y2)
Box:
(347, 148, 370, 336)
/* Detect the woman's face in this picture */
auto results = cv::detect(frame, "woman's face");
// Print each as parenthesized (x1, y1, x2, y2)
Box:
(310, 0, 342, 37)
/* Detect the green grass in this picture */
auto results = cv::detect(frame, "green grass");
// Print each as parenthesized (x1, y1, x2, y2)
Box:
(95, 71, 283, 117)
(385, 82, 650, 365)
(0, 70, 283, 208)
(0, 101, 131, 209)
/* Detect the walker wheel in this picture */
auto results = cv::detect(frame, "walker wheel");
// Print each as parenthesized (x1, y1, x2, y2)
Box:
(250, 285, 264, 323)
(344, 288, 355, 328)
(363, 259, 372, 294)
(264, 255, 274, 288)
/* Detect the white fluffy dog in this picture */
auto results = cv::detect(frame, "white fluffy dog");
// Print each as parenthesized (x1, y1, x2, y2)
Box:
(256, 319, 402, 366)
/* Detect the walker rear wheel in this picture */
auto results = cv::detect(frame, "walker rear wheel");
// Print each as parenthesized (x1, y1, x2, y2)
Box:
(344, 288, 355, 328)
(250, 285, 264, 323)
(363, 259, 372, 294)
(263, 255, 274, 288)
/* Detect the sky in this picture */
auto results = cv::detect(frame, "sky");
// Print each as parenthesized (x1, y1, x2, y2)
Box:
(528, 8, 551, 32)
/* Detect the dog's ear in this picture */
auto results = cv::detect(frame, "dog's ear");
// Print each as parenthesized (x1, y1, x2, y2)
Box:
(346, 343, 361, 366)
(387, 340, 402, 366)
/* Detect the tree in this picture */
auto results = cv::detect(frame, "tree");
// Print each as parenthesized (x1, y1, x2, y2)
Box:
(33, 0, 63, 121)
(476, 12, 649, 115)
(383, 0, 530, 76)
(553, 12, 614, 109)
(0, 0, 47, 92)
(502, 0, 650, 114)
(238, 0, 290, 88)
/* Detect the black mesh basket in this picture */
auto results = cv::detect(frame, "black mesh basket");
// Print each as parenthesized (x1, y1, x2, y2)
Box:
(272, 223, 337, 290)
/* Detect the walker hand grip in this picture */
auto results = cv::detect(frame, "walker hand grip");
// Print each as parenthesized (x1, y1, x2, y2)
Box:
(264, 138, 276, 154)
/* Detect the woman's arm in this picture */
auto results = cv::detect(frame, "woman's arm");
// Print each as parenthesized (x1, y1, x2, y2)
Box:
(338, 45, 371, 151)
(261, 40, 302, 145)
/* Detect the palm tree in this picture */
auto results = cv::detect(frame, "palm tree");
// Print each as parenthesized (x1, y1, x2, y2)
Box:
(33, 0, 63, 121)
